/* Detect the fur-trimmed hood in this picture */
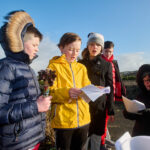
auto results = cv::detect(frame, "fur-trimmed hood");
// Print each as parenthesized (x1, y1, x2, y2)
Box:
(0, 10, 35, 64)
(0, 10, 34, 52)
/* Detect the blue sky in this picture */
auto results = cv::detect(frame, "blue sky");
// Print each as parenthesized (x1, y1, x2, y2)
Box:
(0, 0, 150, 72)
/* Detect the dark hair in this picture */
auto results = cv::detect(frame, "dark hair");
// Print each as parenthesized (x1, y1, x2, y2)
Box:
(81, 33, 93, 59)
(25, 25, 43, 41)
(142, 72, 150, 79)
(104, 41, 114, 49)
(87, 32, 95, 38)
(136, 64, 150, 92)
(58, 32, 81, 48)
(81, 47, 89, 59)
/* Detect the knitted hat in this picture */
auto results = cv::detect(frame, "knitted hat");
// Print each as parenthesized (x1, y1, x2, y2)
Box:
(87, 32, 104, 49)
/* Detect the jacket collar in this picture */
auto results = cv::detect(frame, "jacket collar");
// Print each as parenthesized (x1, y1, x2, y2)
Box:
(84, 54, 102, 63)
(102, 54, 114, 62)
(4, 49, 37, 64)
(50, 54, 77, 65)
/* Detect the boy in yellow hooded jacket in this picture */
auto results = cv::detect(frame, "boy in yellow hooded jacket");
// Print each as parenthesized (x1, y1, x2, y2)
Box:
(47, 32, 91, 150)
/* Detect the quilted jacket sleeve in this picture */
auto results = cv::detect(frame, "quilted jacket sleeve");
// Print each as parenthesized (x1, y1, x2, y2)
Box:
(0, 62, 39, 125)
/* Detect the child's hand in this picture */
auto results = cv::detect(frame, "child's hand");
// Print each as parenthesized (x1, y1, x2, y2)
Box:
(109, 115, 115, 122)
(97, 86, 104, 89)
(69, 88, 81, 100)
(37, 95, 52, 112)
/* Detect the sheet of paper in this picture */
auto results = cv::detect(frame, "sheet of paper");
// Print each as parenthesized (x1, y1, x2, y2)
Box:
(122, 96, 146, 113)
(130, 136, 150, 150)
(115, 132, 150, 150)
(115, 132, 131, 150)
(80, 84, 110, 103)
(132, 100, 146, 111)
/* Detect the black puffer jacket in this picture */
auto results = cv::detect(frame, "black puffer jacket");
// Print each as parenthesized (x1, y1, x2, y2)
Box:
(0, 37, 45, 150)
(79, 55, 114, 135)
(123, 64, 150, 136)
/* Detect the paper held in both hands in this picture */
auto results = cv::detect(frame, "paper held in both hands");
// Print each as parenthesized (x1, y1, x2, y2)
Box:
(79, 84, 110, 103)
(122, 96, 146, 113)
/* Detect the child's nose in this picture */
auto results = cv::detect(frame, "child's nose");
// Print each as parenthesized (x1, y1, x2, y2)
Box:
(35, 47, 39, 52)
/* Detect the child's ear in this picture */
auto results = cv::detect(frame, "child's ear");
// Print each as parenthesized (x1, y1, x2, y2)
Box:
(59, 46, 64, 54)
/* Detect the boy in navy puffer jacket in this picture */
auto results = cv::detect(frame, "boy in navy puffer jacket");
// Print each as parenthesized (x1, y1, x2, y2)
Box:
(0, 10, 51, 150)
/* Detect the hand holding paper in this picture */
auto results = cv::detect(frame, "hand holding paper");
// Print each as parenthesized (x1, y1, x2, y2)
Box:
(79, 84, 111, 103)
(68, 88, 82, 103)
(122, 96, 146, 113)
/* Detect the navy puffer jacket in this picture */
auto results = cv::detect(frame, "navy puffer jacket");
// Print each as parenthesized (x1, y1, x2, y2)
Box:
(0, 48, 45, 149)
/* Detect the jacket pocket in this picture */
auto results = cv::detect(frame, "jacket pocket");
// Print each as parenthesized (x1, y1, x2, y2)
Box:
(13, 121, 27, 142)
(0, 121, 25, 143)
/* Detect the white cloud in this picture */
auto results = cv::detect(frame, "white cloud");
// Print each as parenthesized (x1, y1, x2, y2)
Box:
(116, 52, 150, 72)
(0, 37, 60, 73)
(1, 42, 150, 73)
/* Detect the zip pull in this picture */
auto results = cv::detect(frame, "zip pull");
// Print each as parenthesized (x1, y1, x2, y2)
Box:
(13, 123, 21, 142)
(13, 132, 19, 142)
(15, 133, 19, 142)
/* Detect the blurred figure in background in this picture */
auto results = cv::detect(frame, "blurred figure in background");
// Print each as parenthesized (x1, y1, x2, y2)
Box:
(123, 64, 150, 136)
(101, 41, 126, 149)
(102, 41, 126, 102)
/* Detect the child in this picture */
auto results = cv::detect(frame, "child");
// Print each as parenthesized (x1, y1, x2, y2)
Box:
(123, 64, 150, 136)
(101, 41, 126, 149)
(0, 11, 51, 150)
(79, 33, 114, 150)
(47, 32, 91, 150)
(102, 41, 126, 102)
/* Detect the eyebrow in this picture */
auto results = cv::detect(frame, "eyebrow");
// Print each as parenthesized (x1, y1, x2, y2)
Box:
(143, 79, 150, 81)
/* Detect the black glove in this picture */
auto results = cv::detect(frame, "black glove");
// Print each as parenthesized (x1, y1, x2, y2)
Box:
(123, 109, 135, 120)
(139, 108, 150, 117)
(123, 109, 143, 120)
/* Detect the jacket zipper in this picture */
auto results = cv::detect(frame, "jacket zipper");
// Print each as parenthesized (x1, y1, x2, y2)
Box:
(14, 122, 21, 142)
(69, 64, 79, 127)
(28, 66, 39, 96)
(28, 65, 44, 130)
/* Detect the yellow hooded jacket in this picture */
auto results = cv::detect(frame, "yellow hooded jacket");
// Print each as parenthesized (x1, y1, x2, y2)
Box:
(47, 54, 91, 129)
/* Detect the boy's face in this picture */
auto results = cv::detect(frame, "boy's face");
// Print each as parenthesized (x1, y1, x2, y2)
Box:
(24, 35, 40, 60)
(60, 40, 81, 63)
(88, 42, 102, 58)
(103, 48, 114, 59)
(143, 75, 150, 91)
